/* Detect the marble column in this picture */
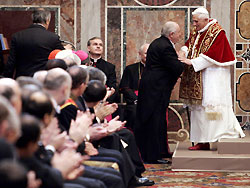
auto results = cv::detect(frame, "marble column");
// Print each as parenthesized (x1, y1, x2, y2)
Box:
(81, 0, 101, 51)
(210, 0, 231, 40)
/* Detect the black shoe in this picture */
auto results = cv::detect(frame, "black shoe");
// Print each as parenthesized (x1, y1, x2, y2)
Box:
(145, 159, 172, 164)
(157, 159, 172, 164)
(130, 176, 155, 187)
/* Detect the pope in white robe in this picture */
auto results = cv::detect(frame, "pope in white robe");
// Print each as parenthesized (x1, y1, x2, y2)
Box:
(179, 7, 245, 150)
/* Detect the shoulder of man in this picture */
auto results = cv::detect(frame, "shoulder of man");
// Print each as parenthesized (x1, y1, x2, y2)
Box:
(125, 62, 140, 70)
(100, 58, 115, 68)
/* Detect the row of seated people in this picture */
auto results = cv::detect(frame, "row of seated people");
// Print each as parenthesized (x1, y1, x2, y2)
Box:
(0, 56, 155, 187)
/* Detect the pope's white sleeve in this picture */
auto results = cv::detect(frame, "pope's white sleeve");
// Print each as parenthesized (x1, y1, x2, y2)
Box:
(191, 56, 213, 72)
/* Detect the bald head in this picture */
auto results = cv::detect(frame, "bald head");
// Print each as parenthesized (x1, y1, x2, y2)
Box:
(161, 21, 181, 44)
(44, 68, 72, 90)
(44, 68, 72, 105)
(161, 21, 179, 37)
(33, 70, 48, 84)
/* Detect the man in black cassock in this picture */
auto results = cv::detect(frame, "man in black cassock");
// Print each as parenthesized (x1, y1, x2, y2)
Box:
(119, 43, 149, 131)
(135, 21, 184, 164)
(87, 37, 119, 103)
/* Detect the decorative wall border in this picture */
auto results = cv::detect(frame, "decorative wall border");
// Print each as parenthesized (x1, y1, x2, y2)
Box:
(234, 0, 250, 127)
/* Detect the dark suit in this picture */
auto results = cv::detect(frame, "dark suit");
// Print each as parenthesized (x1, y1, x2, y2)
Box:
(90, 58, 116, 89)
(135, 36, 183, 162)
(3, 24, 64, 78)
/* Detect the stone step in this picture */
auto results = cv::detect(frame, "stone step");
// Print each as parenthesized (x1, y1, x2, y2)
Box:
(218, 136, 250, 154)
(172, 142, 250, 172)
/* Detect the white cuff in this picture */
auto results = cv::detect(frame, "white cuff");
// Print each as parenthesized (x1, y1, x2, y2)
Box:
(45, 145, 56, 153)
(191, 56, 213, 72)
(180, 46, 188, 57)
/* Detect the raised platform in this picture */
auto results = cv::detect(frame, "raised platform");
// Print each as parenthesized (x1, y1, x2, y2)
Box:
(218, 136, 250, 154)
(172, 141, 250, 172)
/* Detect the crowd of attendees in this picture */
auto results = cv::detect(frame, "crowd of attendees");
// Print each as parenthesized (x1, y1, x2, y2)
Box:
(0, 8, 155, 188)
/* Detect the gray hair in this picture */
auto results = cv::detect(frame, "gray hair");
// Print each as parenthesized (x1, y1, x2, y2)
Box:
(33, 70, 48, 84)
(86, 66, 107, 85)
(161, 21, 179, 37)
(44, 68, 72, 90)
(139, 43, 150, 53)
(32, 9, 51, 24)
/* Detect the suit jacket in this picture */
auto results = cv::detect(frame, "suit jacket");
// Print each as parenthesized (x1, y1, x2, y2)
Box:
(137, 36, 183, 125)
(3, 24, 64, 78)
(90, 58, 116, 89)
(135, 36, 183, 162)
(19, 156, 63, 188)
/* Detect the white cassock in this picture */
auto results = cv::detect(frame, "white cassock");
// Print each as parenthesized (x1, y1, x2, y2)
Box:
(188, 55, 245, 142)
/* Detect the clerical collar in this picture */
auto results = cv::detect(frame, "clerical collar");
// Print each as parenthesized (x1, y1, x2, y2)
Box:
(90, 56, 102, 63)
(198, 19, 217, 33)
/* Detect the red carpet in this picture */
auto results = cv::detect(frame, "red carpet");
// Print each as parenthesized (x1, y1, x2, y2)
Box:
(141, 163, 250, 187)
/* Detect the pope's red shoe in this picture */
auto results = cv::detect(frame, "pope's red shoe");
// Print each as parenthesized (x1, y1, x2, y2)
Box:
(188, 143, 210, 150)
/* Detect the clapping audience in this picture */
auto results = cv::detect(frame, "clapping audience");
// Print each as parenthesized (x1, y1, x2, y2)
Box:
(0, 8, 155, 188)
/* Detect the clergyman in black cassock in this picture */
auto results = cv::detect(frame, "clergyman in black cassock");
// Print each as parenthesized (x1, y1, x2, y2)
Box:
(119, 44, 149, 131)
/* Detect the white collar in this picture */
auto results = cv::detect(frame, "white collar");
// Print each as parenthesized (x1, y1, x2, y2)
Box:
(170, 40, 175, 49)
(198, 19, 217, 33)
(90, 56, 102, 63)
(51, 97, 61, 114)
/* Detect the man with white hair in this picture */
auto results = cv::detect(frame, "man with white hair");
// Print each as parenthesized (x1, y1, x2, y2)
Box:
(179, 7, 245, 150)
(135, 22, 184, 163)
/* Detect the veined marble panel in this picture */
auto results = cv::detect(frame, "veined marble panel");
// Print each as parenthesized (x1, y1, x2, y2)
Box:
(236, 72, 250, 112)
(236, 0, 250, 40)
(124, 8, 187, 67)
(0, 0, 79, 48)
(107, 8, 122, 82)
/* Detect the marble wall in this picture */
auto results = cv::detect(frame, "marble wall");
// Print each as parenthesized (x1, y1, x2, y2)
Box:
(0, 0, 81, 49)
(234, 0, 250, 128)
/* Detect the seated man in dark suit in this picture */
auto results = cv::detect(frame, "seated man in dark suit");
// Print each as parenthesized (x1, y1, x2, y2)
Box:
(3, 8, 64, 78)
